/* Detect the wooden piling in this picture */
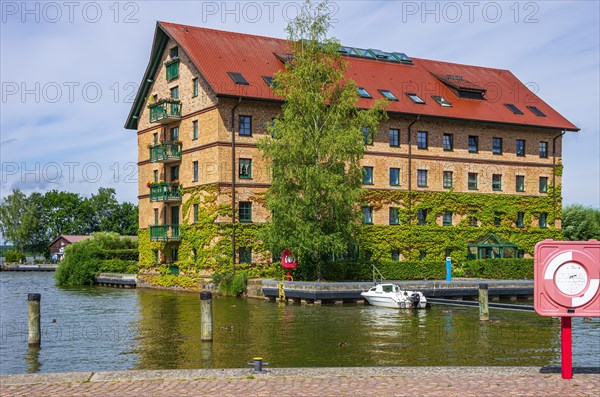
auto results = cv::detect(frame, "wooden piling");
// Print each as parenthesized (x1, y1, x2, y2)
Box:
(200, 291, 213, 342)
(27, 293, 41, 346)
(479, 284, 489, 321)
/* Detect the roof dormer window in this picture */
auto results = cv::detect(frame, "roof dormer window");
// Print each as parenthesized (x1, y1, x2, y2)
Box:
(504, 103, 524, 115)
(228, 72, 249, 85)
(379, 89, 398, 101)
(357, 87, 372, 98)
(432, 95, 452, 107)
(527, 106, 546, 117)
(406, 93, 425, 104)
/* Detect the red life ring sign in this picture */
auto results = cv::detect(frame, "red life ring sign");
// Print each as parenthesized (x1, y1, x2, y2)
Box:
(281, 250, 297, 269)
(534, 240, 600, 317)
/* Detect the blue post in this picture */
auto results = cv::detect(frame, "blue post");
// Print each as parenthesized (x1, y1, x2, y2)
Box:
(445, 257, 452, 282)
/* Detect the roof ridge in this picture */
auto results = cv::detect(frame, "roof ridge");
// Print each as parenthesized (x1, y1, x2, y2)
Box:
(158, 21, 288, 43)
(414, 57, 510, 73)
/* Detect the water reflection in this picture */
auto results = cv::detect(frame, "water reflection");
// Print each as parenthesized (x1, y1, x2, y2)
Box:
(1, 272, 599, 375)
(25, 346, 41, 373)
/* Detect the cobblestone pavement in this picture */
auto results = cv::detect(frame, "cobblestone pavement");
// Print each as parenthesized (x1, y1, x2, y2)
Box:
(1, 367, 599, 397)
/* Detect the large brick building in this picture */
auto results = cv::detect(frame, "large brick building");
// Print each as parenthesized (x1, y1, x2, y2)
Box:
(125, 22, 578, 275)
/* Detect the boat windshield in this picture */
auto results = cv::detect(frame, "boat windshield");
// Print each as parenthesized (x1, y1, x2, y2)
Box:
(382, 285, 394, 293)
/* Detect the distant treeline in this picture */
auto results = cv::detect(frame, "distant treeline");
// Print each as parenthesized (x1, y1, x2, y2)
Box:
(0, 188, 138, 257)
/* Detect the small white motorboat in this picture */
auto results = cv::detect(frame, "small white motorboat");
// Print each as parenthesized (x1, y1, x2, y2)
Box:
(361, 283, 427, 309)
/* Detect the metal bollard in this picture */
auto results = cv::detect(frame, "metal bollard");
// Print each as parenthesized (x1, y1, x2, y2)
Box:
(248, 357, 269, 372)
(28, 293, 41, 346)
(200, 291, 213, 342)
(479, 283, 489, 321)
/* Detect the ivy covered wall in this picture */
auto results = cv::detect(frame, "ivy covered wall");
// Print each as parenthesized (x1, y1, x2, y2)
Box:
(138, 185, 562, 281)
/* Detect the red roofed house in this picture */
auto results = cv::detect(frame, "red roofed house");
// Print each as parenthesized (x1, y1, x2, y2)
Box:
(49, 235, 92, 261)
(125, 22, 578, 274)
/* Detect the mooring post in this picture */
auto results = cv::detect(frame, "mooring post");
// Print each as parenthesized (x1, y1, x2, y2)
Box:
(27, 293, 41, 346)
(200, 291, 213, 342)
(479, 283, 489, 321)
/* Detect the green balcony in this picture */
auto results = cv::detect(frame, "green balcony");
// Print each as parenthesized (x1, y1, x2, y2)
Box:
(149, 141, 182, 163)
(149, 182, 182, 202)
(149, 100, 182, 124)
(149, 224, 180, 242)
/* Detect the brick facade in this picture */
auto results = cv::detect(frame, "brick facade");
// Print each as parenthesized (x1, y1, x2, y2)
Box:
(134, 36, 565, 266)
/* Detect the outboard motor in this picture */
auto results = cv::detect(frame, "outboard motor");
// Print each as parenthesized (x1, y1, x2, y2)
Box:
(410, 292, 421, 309)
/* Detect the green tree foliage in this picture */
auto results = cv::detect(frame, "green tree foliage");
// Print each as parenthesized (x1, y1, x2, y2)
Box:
(563, 205, 600, 241)
(0, 188, 138, 256)
(258, 0, 387, 278)
(55, 232, 138, 286)
(0, 189, 40, 253)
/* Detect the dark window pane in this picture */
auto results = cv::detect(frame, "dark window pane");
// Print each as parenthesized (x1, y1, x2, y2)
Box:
(443, 171, 453, 189)
(239, 202, 252, 222)
(417, 169, 427, 187)
(417, 131, 428, 149)
(443, 134, 453, 151)
(516, 140, 526, 156)
(389, 129, 399, 147)
(389, 168, 400, 186)
(239, 115, 252, 136)
(362, 166, 373, 184)
(468, 136, 479, 153)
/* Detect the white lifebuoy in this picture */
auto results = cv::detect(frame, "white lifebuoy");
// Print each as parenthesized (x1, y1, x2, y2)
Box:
(543, 250, 600, 308)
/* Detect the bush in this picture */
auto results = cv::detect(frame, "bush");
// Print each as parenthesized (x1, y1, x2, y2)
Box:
(4, 250, 25, 263)
(463, 258, 534, 279)
(55, 232, 138, 286)
(100, 259, 138, 274)
(320, 260, 446, 281)
(212, 267, 248, 297)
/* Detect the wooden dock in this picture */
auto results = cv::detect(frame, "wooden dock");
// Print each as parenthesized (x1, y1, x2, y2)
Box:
(262, 279, 533, 304)
(94, 273, 137, 288)
(0, 264, 58, 272)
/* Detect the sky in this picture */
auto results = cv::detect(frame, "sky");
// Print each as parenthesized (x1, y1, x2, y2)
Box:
(1, 0, 599, 208)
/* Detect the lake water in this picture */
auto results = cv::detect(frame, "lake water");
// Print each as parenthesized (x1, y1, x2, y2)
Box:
(1, 272, 599, 374)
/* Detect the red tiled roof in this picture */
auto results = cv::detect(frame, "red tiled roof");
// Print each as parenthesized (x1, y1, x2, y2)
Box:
(49, 235, 136, 246)
(157, 21, 578, 131)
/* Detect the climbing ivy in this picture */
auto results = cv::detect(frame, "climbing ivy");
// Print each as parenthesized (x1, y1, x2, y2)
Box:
(357, 190, 562, 262)
(138, 187, 562, 283)
(138, 185, 274, 289)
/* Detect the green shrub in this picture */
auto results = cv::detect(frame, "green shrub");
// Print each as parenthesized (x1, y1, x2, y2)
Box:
(100, 259, 138, 274)
(55, 232, 138, 286)
(463, 258, 534, 279)
(4, 250, 25, 263)
(212, 268, 249, 296)
(320, 260, 446, 281)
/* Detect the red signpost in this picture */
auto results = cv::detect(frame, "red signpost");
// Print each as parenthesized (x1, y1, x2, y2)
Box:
(281, 250, 297, 281)
(534, 240, 600, 379)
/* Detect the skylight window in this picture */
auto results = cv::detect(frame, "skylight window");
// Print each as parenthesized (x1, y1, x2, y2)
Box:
(406, 93, 425, 104)
(392, 52, 412, 62)
(379, 90, 398, 101)
(261, 76, 274, 87)
(527, 106, 547, 117)
(355, 48, 376, 58)
(504, 103, 524, 115)
(357, 87, 372, 98)
(369, 49, 392, 59)
(432, 96, 452, 107)
(228, 72, 249, 85)
(338, 46, 359, 56)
